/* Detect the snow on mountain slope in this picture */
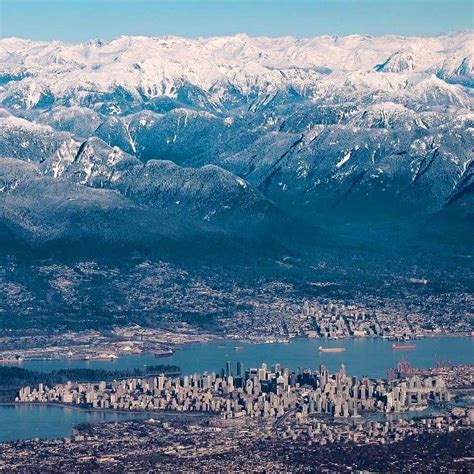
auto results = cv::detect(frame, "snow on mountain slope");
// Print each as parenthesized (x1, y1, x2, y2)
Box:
(0, 33, 472, 249)
(35, 106, 102, 138)
(0, 113, 77, 163)
(0, 113, 287, 249)
(0, 33, 472, 112)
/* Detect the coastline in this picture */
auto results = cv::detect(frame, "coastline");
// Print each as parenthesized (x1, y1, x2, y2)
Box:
(0, 401, 213, 417)
(2, 331, 472, 363)
(3, 397, 470, 423)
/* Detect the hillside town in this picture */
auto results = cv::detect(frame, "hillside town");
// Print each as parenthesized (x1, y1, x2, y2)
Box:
(1, 290, 472, 363)
(1, 256, 472, 358)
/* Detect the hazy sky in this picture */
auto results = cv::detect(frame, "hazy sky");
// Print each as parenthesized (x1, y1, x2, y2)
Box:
(1, 0, 473, 42)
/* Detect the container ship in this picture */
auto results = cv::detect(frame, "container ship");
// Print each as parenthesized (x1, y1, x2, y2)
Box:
(392, 343, 416, 351)
(83, 353, 118, 361)
(154, 349, 173, 358)
(318, 347, 346, 353)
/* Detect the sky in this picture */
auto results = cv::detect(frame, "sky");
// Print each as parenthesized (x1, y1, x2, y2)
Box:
(0, 0, 473, 42)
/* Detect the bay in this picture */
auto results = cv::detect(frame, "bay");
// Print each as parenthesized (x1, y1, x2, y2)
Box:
(1, 336, 472, 443)
(11, 336, 473, 379)
(0, 404, 150, 442)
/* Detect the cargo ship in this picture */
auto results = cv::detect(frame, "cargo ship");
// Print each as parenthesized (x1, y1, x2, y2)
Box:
(392, 344, 416, 351)
(154, 349, 173, 358)
(83, 353, 118, 361)
(318, 347, 346, 353)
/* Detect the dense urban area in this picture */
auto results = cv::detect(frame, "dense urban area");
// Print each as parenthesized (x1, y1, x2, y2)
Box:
(1, 413, 473, 472)
(0, 254, 472, 473)
(15, 362, 453, 415)
(0, 228, 472, 474)
(1, 252, 472, 354)
(1, 361, 473, 472)
(1, 294, 472, 363)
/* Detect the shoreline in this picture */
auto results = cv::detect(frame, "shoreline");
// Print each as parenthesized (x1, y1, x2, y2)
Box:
(1, 400, 464, 417)
(2, 398, 470, 421)
(1, 332, 472, 363)
(0, 402, 213, 444)
(0, 401, 214, 417)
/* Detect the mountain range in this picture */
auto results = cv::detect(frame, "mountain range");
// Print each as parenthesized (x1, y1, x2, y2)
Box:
(0, 32, 472, 253)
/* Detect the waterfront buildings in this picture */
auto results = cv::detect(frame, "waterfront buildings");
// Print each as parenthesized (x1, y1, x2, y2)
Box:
(18, 361, 450, 419)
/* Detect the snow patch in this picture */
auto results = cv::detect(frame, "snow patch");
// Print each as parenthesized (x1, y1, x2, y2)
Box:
(336, 151, 352, 169)
(235, 177, 247, 188)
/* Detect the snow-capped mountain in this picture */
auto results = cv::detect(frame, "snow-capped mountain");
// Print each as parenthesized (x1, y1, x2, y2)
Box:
(0, 112, 285, 249)
(0, 33, 472, 111)
(0, 33, 472, 250)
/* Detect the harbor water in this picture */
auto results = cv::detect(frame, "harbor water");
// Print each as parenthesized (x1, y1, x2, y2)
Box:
(0, 336, 472, 442)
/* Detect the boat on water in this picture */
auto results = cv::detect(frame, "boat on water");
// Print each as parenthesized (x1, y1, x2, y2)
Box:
(318, 347, 346, 353)
(392, 344, 416, 351)
(84, 353, 119, 360)
(154, 349, 173, 358)
(234, 346, 244, 351)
